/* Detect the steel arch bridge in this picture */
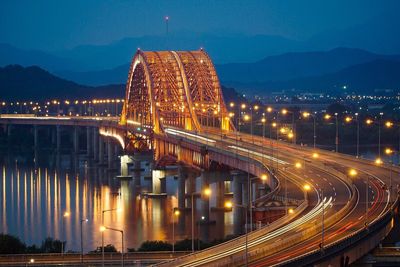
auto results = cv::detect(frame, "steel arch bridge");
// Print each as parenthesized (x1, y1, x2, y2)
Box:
(121, 49, 234, 137)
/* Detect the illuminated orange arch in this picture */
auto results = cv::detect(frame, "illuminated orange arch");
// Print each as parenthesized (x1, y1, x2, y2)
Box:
(121, 49, 233, 134)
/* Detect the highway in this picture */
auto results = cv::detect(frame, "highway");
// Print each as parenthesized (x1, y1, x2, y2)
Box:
(156, 128, 394, 266)
(0, 116, 396, 266)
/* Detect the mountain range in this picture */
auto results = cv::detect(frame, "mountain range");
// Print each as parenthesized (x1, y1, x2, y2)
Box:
(0, 65, 123, 101)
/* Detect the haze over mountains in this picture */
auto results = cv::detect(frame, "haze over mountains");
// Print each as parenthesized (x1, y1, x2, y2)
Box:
(1, 11, 400, 99)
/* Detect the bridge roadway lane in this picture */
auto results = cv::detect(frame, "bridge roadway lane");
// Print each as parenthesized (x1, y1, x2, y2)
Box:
(220, 132, 391, 266)
(156, 129, 353, 266)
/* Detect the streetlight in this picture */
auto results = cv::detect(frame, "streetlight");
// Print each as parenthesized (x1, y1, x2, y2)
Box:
(80, 218, 88, 264)
(191, 188, 211, 252)
(225, 200, 249, 266)
(61, 211, 70, 256)
(100, 226, 124, 267)
(385, 148, 395, 196)
(281, 109, 296, 144)
(249, 175, 268, 231)
(102, 208, 121, 267)
(366, 115, 383, 160)
(302, 111, 317, 149)
(198, 216, 206, 250)
(172, 209, 180, 252)
(324, 113, 339, 152)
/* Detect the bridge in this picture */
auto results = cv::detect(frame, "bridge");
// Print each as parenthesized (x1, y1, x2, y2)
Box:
(0, 49, 398, 266)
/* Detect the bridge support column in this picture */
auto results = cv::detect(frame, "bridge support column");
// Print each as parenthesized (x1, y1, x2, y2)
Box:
(152, 170, 162, 194)
(73, 126, 79, 154)
(133, 156, 141, 186)
(93, 128, 99, 162)
(86, 127, 93, 158)
(107, 139, 114, 169)
(200, 171, 210, 221)
(177, 165, 186, 212)
(98, 136, 104, 165)
(119, 155, 132, 177)
(56, 125, 61, 153)
(33, 125, 39, 149)
(33, 125, 39, 168)
(232, 170, 245, 235)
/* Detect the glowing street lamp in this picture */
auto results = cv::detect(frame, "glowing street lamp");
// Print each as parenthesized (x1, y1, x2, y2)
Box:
(172, 209, 180, 252)
(312, 152, 319, 159)
(191, 188, 211, 252)
(349, 169, 358, 177)
(303, 184, 311, 191)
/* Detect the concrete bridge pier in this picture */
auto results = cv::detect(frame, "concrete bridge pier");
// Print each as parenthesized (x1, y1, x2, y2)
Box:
(86, 127, 93, 158)
(232, 170, 245, 235)
(119, 155, 133, 177)
(98, 135, 105, 165)
(33, 125, 39, 168)
(73, 126, 79, 155)
(200, 171, 210, 223)
(56, 125, 61, 153)
(107, 138, 114, 169)
(178, 165, 186, 209)
(132, 155, 142, 186)
(93, 128, 99, 162)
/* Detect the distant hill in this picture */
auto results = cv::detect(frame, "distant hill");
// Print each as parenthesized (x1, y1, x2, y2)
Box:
(217, 47, 400, 83)
(0, 65, 124, 100)
(227, 59, 400, 95)
(54, 48, 400, 87)
(0, 43, 78, 72)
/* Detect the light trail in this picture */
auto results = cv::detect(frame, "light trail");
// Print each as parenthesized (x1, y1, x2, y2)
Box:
(165, 128, 216, 144)
(171, 197, 333, 267)
(227, 145, 289, 165)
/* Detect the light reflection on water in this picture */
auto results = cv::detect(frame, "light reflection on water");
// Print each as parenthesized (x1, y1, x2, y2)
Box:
(0, 160, 234, 252)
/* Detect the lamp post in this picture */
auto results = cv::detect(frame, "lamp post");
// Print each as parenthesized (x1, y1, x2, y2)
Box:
(172, 209, 180, 252)
(303, 112, 317, 149)
(249, 174, 268, 231)
(366, 118, 384, 163)
(191, 188, 211, 252)
(225, 201, 249, 266)
(282, 109, 296, 144)
(198, 216, 205, 250)
(100, 226, 124, 267)
(80, 218, 88, 264)
(101, 208, 120, 267)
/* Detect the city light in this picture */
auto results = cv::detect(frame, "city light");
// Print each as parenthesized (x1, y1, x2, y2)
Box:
(385, 148, 394, 155)
(349, 169, 358, 176)
(345, 116, 352, 123)
(261, 174, 268, 181)
(375, 158, 383, 165)
(295, 162, 302, 168)
(241, 103, 246, 109)
(303, 112, 310, 118)
(324, 114, 331, 120)
(281, 109, 288, 115)
(266, 107, 273, 113)
(366, 119, 373, 125)
(303, 184, 311, 191)
(385, 121, 393, 128)
(288, 208, 294, 214)
(312, 152, 319, 158)
(243, 114, 251, 121)
(174, 210, 181, 216)
(203, 188, 212, 196)
(224, 201, 233, 209)
(99, 226, 106, 232)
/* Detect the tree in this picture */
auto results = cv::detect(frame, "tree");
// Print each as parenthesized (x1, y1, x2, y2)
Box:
(91, 244, 118, 253)
(138, 241, 172, 251)
(0, 233, 26, 254)
(40, 237, 64, 253)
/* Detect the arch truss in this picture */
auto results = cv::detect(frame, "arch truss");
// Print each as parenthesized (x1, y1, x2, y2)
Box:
(121, 49, 234, 139)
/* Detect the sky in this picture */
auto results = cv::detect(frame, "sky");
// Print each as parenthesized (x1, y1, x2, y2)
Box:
(1, 0, 399, 51)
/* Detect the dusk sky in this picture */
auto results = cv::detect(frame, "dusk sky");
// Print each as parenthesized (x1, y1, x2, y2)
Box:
(1, 0, 399, 51)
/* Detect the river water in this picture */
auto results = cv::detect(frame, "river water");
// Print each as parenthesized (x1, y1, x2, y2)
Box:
(0, 153, 234, 252)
